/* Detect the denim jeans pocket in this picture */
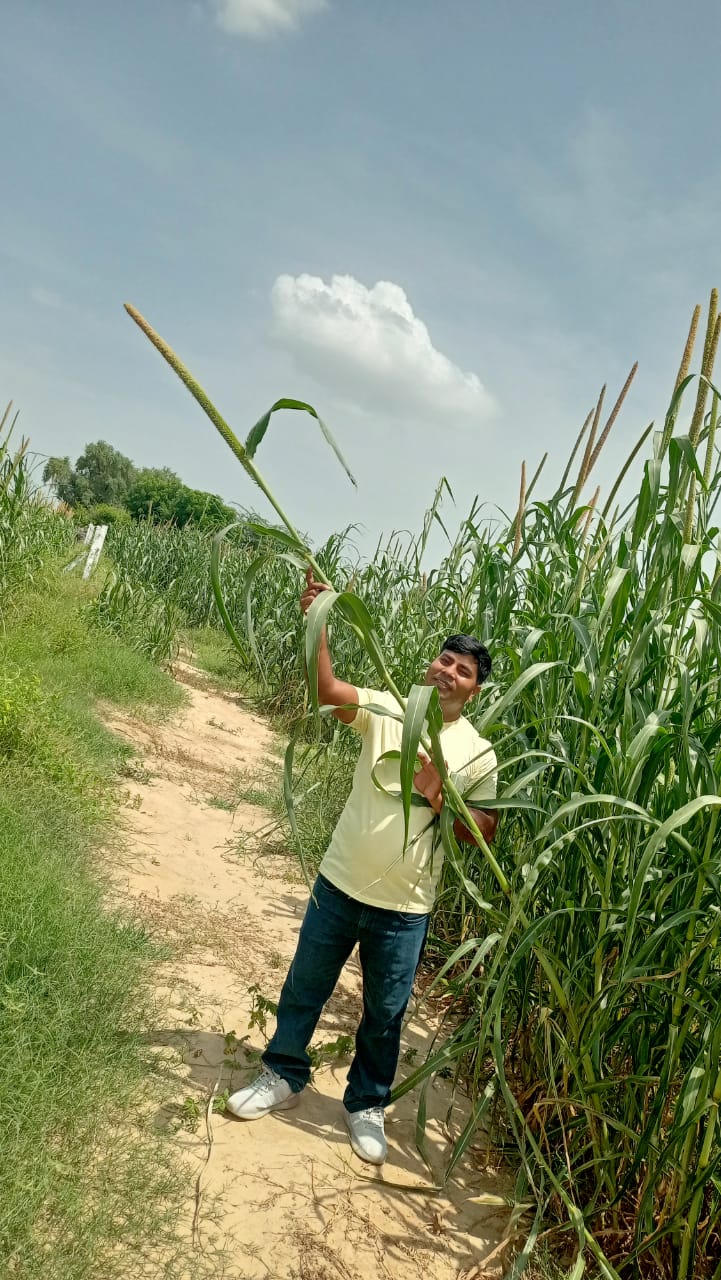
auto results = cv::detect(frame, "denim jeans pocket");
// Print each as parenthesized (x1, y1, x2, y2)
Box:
(316, 872, 348, 899)
(395, 909, 430, 930)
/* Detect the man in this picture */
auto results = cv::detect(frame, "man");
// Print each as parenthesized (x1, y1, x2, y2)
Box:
(227, 569, 498, 1165)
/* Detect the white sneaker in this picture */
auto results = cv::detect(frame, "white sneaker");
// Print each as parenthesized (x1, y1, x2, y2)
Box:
(343, 1106, 387, 1165)
(226, 1067, 301, 1120)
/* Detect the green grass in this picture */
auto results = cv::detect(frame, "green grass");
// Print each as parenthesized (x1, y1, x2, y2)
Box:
(2, 571, 183, 713)
(0, 570, 208, 1279)
(0, 418, 76, 600)
(524, 1248, 573, 1280)
(183, 625, 247, 688)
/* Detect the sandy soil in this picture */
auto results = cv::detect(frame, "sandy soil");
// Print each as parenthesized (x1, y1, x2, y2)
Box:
(105, 661, 514, 1280)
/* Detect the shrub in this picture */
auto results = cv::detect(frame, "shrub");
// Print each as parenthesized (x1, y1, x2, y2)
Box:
(86, 502, 131, 526)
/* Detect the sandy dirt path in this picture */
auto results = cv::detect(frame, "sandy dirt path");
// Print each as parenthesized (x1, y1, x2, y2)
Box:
(105, 663, 512, 1280)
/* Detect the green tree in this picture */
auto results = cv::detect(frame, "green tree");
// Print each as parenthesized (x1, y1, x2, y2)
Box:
(125, 468, 183, 523)
(174, 486, 237, 530)
(43, 441, 137, 508)
(126, 472, 236, 529)
(42, 456, 77, 506)
(43, 440, 239, 531)
(74, 441, 137, 506)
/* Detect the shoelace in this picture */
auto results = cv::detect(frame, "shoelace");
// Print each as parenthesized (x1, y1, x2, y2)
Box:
(256, 1069, 280, 1095)
(358, 1107, 384, 1127)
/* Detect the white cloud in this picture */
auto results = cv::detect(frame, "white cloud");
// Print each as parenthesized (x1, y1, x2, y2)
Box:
(270, 273, 496, 424)
(211, 0, 327, 36)
(29, 286, 61, 309)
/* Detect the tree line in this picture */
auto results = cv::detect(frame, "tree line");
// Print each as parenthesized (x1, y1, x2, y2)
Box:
(43, 440, 238, 530)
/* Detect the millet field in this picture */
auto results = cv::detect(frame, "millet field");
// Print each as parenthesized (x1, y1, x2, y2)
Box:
(3, 290, 721, 1280)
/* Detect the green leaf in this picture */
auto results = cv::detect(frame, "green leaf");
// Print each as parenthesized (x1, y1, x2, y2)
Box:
(370, 749, 433, 806)
(242, 552, 270, 688)
(476, 661, 563, 734)
(597, 565, 629, 627)
(243, 409, 271, 459)
(278, 550, 309, 570)
(244, 397, 357, 488)
(672, 433, 704, 484)
(621, 795, 721, 971)
(400, 684, 439, 854)
(642, 794, 721, 867)
(283, 725, 314, 894)
(535, 793, 650, 845)
(438, 803, 498, 914)
(422, 933, 501, 1001)
(444, 1077, 497, 1184)
(304, 589, 340, 715)
(632, 458, 662, 549)
(335, 591, 399, 695)
(210, 523, 250, 664)
(243, 520, 311, 553)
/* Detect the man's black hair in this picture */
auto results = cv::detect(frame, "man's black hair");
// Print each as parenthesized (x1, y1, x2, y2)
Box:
(442, 634, 492, 684)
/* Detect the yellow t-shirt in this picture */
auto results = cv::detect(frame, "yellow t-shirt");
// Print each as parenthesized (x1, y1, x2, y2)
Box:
(319, 688, 498, 914)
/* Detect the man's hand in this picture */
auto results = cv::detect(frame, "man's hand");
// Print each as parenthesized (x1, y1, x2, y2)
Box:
(301, 566, 330, 615)
(413, 754, 499, 845)
(299, 567, 359, 723)
(413, 753, 445, 815)
(454, 807, 498, 846)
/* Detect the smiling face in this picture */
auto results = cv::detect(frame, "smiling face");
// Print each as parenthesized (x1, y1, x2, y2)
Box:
(424, 648, 481, 721)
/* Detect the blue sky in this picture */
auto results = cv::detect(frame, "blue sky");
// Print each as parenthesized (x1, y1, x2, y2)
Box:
(2, 0, 720, 554)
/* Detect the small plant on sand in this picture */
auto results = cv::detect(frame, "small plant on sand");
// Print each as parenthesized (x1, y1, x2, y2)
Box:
(308, 1033, 355, 1070)
(180, 1095, 203, 1132)
(247, 984, 279, 1042)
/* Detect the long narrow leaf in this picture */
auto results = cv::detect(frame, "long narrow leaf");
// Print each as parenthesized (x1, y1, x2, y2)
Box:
(304, 588, 340, 714)
(210, 523, 250, 664)
(400, 684, 438, 854)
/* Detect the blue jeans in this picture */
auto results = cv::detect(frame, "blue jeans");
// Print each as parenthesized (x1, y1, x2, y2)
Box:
(263, 873, 429, 1112)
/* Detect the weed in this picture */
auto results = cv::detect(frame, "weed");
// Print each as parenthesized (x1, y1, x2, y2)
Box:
(212, 1089, 230, 1115)
(308, 1034, 355, 1070)
(180, 1096, 203, 1132)
(206, 793, 235, 811)
(247, 984, 278, 1042)
(222, 1029, 248, 1058)
(120, 757, 154, 784)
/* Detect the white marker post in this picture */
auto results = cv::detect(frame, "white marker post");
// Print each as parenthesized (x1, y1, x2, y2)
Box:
(63, 524, 98, 574)
(82, 525, 108, 580)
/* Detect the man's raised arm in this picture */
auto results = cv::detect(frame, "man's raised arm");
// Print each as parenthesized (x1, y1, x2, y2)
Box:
(301, 568, 360, 724)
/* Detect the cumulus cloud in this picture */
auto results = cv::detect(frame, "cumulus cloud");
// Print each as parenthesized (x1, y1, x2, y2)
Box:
(271, 274, 495, 423)
(211, 0, 327, 37)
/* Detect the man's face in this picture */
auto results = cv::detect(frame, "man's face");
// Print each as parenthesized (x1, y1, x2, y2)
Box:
(424, 648, 481, 720)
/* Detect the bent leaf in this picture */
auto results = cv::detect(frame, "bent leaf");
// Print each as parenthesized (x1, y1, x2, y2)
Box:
(244, 397, 357, 489)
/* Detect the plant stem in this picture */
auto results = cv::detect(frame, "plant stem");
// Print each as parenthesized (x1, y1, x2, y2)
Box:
(124, 305, 328, 585)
